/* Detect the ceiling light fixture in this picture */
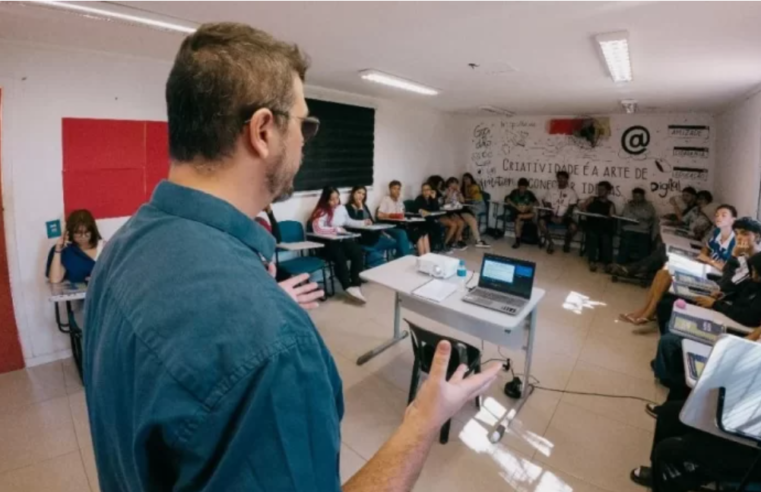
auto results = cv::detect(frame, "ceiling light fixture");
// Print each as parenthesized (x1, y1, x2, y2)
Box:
(25, 1, 197, 33)
(621, 99, 638, 114)
(479, 106, 515, 117)
(595, 31, 632, 83)
(358, 70, 439, 96)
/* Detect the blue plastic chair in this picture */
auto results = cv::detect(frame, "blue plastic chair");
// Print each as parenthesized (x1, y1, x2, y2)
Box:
(276, 220, 334, 297)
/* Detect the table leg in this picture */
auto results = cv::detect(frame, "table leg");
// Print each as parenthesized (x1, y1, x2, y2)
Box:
(66, 301, 84, 382)
(356, 292, 409, 366)
(522, 307, 537, 394)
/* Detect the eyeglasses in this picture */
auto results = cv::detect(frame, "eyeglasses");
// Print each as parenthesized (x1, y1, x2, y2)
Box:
(242, 107, 320, 143)
(72, 230, 91, 237)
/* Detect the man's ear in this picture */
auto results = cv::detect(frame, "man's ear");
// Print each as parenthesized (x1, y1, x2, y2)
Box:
(245, 108, 277, 160)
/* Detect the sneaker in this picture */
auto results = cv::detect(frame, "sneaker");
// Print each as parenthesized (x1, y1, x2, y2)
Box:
(546, 242, 555, 255)
(443, 248, 454, 255)
(630, 466, 652, 487)
(453, 241, 468, 251)
(562, 243, 571, 253)
(475, 240, 491, 248)
(589, 262, 598, 273)
(346, 286, 367, 304)
(644, 403, 659, 419)
(512, 240, 521, 249)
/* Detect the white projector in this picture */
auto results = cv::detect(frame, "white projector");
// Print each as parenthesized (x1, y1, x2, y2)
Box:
(416, 253, 459, 279)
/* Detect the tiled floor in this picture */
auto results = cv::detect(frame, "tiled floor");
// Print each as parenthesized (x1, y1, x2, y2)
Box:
(0, 240, 664, 491)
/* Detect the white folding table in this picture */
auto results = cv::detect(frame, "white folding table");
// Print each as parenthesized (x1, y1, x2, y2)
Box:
(358, 256, 545, 394)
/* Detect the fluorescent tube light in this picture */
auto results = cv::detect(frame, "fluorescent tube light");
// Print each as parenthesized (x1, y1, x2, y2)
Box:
(25, 1, 197, 33)
(358, 70, 439, 96)
(596, 31, 632, 83)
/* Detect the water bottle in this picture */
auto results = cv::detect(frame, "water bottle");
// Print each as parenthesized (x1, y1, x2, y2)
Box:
(457, 259, 467, 285)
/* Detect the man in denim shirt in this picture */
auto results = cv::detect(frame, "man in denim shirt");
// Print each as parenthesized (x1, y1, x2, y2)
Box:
(84, 23, 500, 492)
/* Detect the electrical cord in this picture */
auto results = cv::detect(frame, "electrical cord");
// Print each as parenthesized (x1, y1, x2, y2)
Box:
(480, 355, 660, 405)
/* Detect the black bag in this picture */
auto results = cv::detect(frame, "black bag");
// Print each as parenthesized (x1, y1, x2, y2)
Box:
(486, 227, 505, 239)
(520, 221, 539, 245)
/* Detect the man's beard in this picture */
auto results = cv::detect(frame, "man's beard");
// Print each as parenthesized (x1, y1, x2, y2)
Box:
(266, 142, 299, 203)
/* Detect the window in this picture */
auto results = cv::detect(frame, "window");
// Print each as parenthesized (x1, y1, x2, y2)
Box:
(294, 99, 375, 192)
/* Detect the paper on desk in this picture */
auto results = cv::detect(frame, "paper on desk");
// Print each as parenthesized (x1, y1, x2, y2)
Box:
(412, 279, 458, 303)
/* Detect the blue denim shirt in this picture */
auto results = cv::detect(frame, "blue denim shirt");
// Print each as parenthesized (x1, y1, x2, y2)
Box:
(83, 181, 344, 491)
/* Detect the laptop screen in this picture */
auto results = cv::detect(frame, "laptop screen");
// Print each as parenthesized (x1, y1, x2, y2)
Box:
(478, 254, 536, 299)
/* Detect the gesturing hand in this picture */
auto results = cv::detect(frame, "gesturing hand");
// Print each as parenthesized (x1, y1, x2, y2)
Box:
(278, 273, 324, 310)
(404, 341, 501, 435)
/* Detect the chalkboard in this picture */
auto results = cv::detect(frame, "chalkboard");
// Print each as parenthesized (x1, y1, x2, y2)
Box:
(294, 98, 375, 192)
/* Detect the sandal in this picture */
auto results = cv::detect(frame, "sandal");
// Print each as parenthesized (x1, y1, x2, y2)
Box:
(645, 403, 659, 419)
(618, 313, 642, 324)
(630, 466, 652, 487)
(631, 317, 654, 326)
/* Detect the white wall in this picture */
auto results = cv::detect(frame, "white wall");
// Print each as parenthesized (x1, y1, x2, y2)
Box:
(715, 90, 761, 218)
(0, 40, 461, 366)
(463, 114, 717, 214)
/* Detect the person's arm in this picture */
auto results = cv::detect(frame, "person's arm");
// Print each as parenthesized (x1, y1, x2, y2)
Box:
(746, 326, 761, 342)
(505, 191, 517, 209)
(343, 341, 501, 492)
(47, 235, 68, 284)
(377, 197, 392, 220)
(713, 290, 761, 328)
(578, 196, 593, 212)
(336, 206, 366, 228)
(670, 196, 685, 222)
(312, 214, 338, 235)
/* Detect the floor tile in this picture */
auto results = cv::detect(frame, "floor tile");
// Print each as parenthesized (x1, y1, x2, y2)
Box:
(80, 442, 100, 492)
(68, 391, 92, 449)
(339, 444, 366, 485)
(562, 360, 658, 432)
(0, 361, 67, 414)
(61, 358, 84, 395)
(0, 451, 89, 492)
(578, 329, 657, 382)
(537, 402, 653, 492)
(0, 396, 79, 474)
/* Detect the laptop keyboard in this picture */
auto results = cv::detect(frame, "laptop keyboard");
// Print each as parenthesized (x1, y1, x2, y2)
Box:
(473, 288, 522, 306)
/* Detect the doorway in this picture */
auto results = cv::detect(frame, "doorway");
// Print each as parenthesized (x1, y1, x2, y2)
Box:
(0, 87, 25, 373)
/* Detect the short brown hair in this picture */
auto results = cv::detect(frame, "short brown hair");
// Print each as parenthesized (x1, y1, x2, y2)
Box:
(66, 210, 101, 248)
(166, 23, 310, 164)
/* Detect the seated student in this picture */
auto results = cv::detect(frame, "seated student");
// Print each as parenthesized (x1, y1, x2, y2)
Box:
(538, 170, 578, 254)
(504, 178, 538, 249)
(427, 175, 446, 206)
(616, 187, 656, 264)
(46, 209, 104, 284)
(443, 176, 490, 249)
(310, 186, 368, 304)
(620, 204, 737, 326)
(653, 216, 761, 337)
(377, 180, 430, 255)
(412, 182, 449, 253)
(461, 172, 486, 216)
(346, 185, 411, 264)
(662, 186, 698, 225)
(650, 253, 761, 413)
(610, 190, 715, 279)
(631, 394, 761, 492)
(579, 181, 617, 272)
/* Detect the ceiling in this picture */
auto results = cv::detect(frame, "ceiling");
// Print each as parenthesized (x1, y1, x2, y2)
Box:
(2, 1, 761, 115)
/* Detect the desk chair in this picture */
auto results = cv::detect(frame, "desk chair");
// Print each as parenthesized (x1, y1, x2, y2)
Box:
(276, 221, 335, 297)
(405, 319, 481, 444)
(538, 205, 577, 250)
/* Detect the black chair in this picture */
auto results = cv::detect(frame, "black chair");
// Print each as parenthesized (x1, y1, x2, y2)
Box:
(405, 319, 482, 444)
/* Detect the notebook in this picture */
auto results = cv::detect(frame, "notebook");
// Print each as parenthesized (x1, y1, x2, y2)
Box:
(670, 311, 724, 343)
(412, 279, 458, 303)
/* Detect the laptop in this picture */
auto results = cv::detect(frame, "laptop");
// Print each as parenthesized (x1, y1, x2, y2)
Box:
(462, 254, 536, 315)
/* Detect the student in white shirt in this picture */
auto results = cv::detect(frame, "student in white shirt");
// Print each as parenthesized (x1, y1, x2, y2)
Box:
(537, 170, 579, 254)
(377, 180, 431, 254)
(310, 186, 368, 303)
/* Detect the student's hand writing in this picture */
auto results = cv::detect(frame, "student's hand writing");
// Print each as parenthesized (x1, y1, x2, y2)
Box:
(278, 273, 324, 310)
(695, 296, 716, 308)
(420, 210, 430, 217)
(404, 341, 501, 435)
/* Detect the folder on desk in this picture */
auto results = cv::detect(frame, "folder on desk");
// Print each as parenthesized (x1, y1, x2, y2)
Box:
(667, 245, 700, 260)
(670, 311, 724, 343)
(412, 279, 458, 303)
(673, 272, 717, 291)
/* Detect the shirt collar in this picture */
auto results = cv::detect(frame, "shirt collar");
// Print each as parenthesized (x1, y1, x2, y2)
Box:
(150, 180, 276, 261)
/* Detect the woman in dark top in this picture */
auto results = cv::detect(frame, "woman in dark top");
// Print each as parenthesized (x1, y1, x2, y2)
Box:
(414, 182, 455, 253)
(46, 209, 104, 284)
(346, 186, 402, 265)
(579, 181, 616, 272)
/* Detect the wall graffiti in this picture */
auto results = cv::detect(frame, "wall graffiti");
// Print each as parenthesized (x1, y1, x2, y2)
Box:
(465, 115, 715, 214)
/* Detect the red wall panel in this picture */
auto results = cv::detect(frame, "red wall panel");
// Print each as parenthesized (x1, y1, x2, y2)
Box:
(62, 118, 146, 171)
(62, 118, 170, 219)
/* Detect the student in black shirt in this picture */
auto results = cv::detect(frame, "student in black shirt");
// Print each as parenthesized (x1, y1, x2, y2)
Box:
(579, 181, 616, 272)
(413, 182, 449, 252)
(504, 177, 538, 249)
